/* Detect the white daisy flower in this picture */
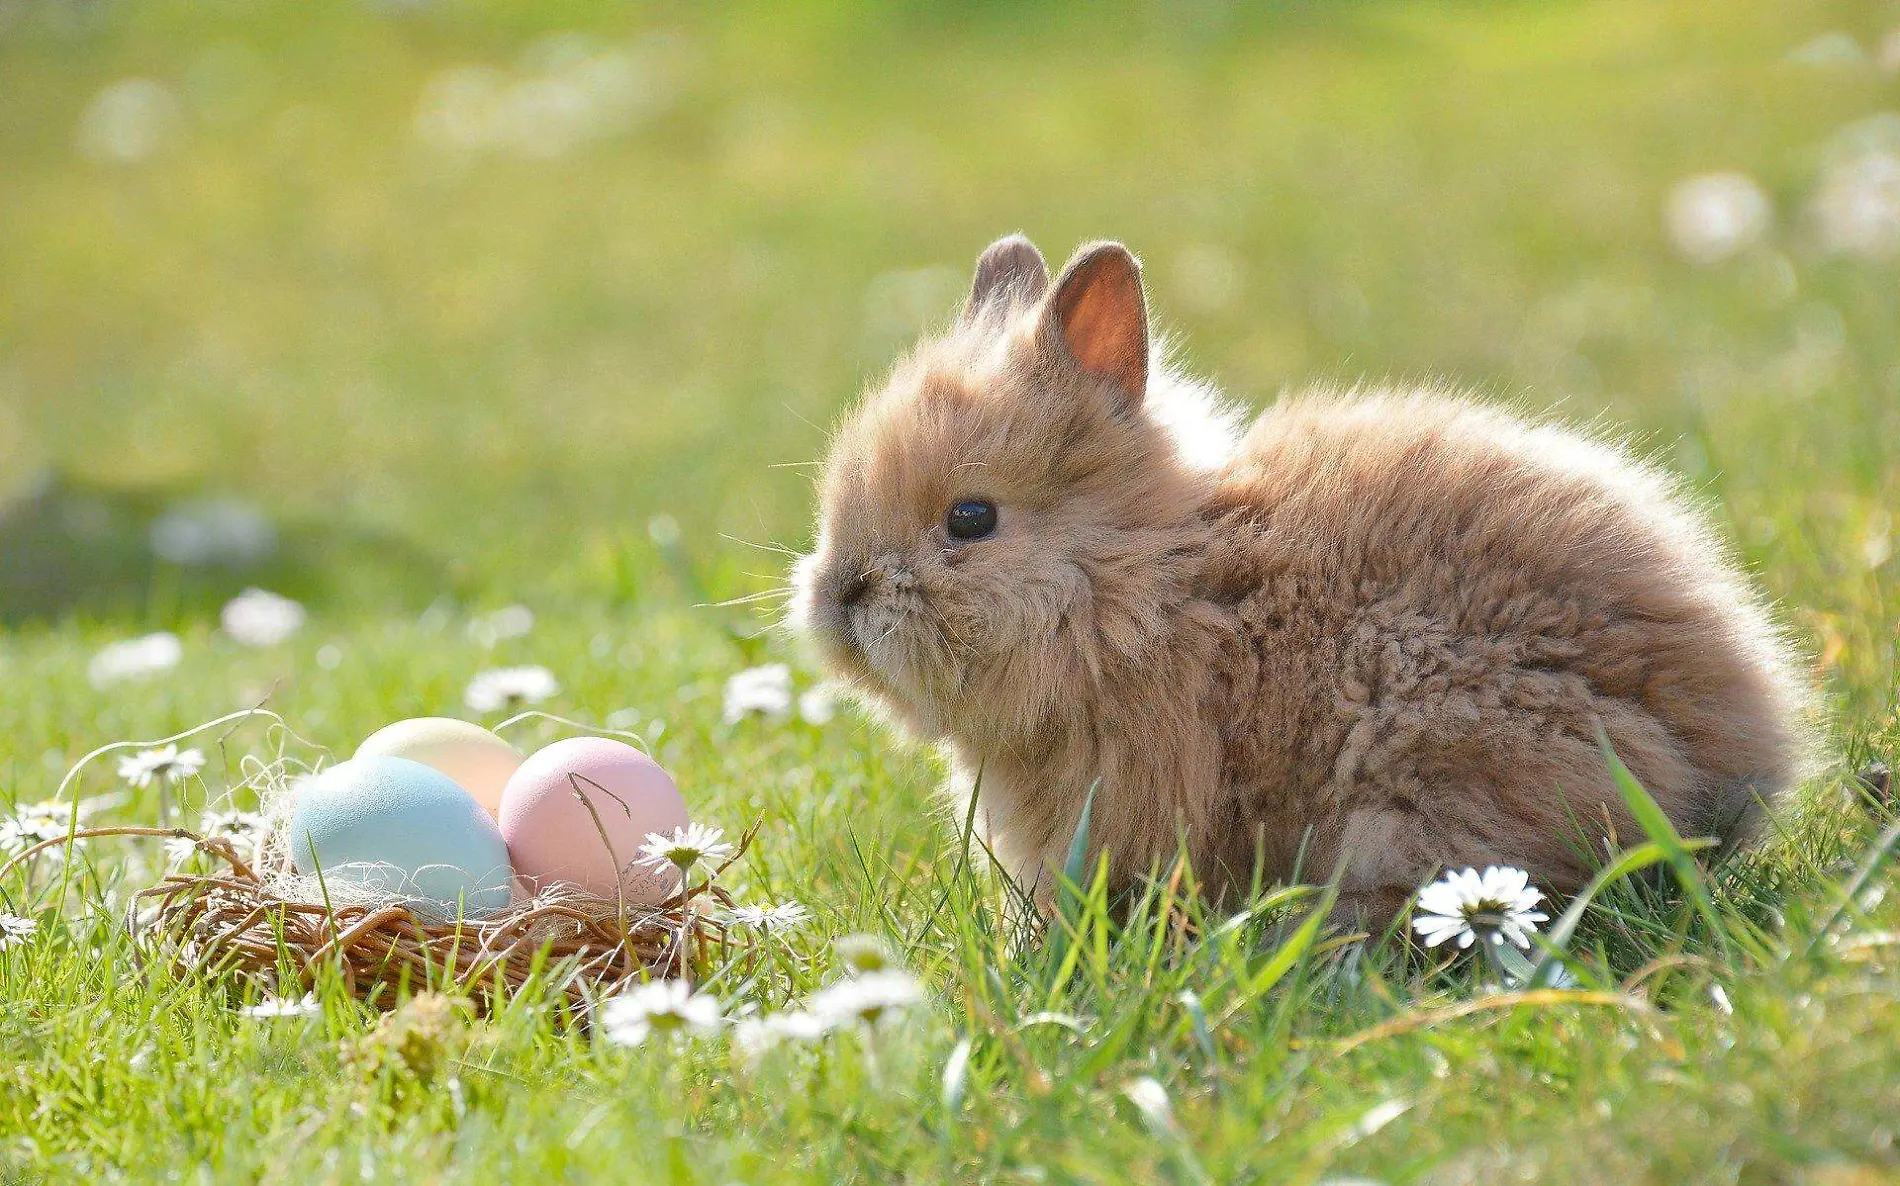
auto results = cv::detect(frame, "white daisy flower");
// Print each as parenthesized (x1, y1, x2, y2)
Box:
(832, 932, 897, 974)
(722, 663, 792, 724)
(200, 808, 268, 842)
(730, 1016, 773, 1057)
(240, 993, 320, 1019)
(162, 835, 200, 868)
(808, 968, 925, 1030)
(467, 604, 534, 647)
(1813, 147, 1900, 260)
(88, 632, 182, 687)
(220, 588, 305, 648)
(1665, 173, 1771, 264)
(732, 1008, 834, 1058)
(797, 685, 838, 726)
(1411, 866, 1550, 951)
(0, 913, 38, 952)
(634, 823, 735, 879)
(599, 979, 724, 1047)
(0, 799, 89, 859)
(116, 744, 206, 788)
(464, 665, 560, 713)
(723, 900, 811, 933)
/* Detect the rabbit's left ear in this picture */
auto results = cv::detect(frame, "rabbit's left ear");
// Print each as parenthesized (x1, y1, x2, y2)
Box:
(963, 234, 1050, 324)
(1043, 242, 1148, 414)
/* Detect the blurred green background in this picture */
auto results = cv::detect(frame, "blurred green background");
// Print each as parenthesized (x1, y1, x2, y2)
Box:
(0, 0, 1895, 713)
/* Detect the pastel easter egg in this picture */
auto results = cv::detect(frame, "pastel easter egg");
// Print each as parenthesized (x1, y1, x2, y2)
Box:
(290, 756, 514, 920)
(354, 717, 523, 818)
(498, 737, 687, 903)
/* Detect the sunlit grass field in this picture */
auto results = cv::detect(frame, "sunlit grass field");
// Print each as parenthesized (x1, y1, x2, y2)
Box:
(2, 0, 1898, 1180)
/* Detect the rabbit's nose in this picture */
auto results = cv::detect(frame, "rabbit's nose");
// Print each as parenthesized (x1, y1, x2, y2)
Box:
(835, 570, 873, 606)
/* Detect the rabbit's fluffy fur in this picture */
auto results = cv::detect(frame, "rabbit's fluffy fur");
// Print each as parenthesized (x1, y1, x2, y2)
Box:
(793, 235, 1805, 926)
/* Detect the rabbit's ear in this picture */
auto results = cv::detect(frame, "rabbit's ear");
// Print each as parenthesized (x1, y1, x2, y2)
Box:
(962, 234, 1049, 323)
(1044, 242, 1148, 414)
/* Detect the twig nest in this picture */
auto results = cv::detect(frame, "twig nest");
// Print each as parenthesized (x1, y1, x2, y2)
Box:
(120, 821, 761, 1017)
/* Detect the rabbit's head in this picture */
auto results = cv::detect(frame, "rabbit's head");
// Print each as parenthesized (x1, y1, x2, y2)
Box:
(793, 236, 1221, 747)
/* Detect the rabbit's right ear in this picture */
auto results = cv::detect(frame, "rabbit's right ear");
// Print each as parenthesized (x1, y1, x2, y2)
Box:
(961, 234, 1050, 324)
(1041, 242, 1148, 415)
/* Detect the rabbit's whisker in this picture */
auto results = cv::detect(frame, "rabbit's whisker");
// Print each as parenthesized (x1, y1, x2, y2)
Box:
(701, 588, 796, 608)
(720, 533, 803, 558)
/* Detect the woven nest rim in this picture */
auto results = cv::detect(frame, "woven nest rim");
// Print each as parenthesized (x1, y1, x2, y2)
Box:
(1, 821, 767, 1017)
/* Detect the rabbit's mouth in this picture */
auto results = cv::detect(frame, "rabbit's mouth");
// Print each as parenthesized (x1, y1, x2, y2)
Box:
(790, 550, 880, 667)
(791, 550, 943, 702)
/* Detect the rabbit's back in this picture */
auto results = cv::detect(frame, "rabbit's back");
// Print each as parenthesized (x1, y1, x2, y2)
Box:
(1196, 389, 1804, 914)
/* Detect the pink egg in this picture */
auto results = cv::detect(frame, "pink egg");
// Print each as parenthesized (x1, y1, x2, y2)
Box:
(498, 737, 687, 903)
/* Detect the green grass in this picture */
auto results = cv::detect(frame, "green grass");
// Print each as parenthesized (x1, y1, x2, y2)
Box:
(2, 0, 1899, 1180)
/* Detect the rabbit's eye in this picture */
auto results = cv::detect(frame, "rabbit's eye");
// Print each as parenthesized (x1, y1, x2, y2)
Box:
(945, 499, 998, 541)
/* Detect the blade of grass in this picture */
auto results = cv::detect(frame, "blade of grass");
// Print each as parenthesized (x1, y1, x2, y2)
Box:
(1594, 723, 1729, 951)
(1216, 879, 1337, 1027)
(911, 765, 984, 956)
(1803, 811, 1900, 958)
(1042, 779, 1098, 984)
(1526, 839, 1699, 987)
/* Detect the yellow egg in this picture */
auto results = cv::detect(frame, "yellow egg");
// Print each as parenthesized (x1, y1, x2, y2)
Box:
(354, 718, 524, 818)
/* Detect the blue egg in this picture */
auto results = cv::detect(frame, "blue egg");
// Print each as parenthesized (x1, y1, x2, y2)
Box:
(290, 756, 513, 920)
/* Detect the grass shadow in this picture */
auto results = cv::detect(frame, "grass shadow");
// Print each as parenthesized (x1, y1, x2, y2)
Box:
(0, 469, 449, 625)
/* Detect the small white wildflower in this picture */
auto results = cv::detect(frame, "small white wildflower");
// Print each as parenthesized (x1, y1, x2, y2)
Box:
(730, 1016, 773, 1058)
(240, 993, 319, 1019)
(200, 808, 268, 842)
(723, 900, 811, 933)
(635, 823, 735, 879)
(1665, 173, 1771, 264)
(0, 799, 89, 858)
(162, 835, 200, 868)
(1813, 148, 1900, 259)
(464, 665, 560, 713)
(88, 632, 182, 687)
(832, 932, 897, 974)
(722, 663, 792, 724)
(797, 685, 838, 726)
(220, 588, 305, 647)
(809, 968, 924, 1030)
(767, 1009, 833, 1041)
(0, 913, 38, 952)
(116, 744, 206, 789)
(732, 1008, 834, 1058)
(599, 979, 723, 1047)
(467, 604, 534, 647)
(1411, 866, 1549, 951)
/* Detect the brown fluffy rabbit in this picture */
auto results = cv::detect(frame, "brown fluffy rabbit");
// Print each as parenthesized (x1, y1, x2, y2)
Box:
(792, 235, 1805, 927)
